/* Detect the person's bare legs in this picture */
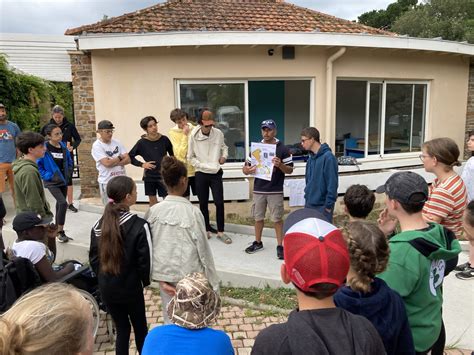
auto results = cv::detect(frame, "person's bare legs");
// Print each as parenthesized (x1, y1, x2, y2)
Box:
(274, 220, 283, 246)
(255, 220, 264, 243)
(149, 195, 158, 207)
(67, 185, 74, 205)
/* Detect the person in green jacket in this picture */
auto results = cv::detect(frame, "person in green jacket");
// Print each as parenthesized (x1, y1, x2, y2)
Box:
(12, 132, 56, 257)
(376, 171, 461, 355)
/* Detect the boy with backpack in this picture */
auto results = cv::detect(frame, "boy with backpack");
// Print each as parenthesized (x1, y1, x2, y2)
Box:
(376, 171, 461, 354)
(252, 208, 385, 355)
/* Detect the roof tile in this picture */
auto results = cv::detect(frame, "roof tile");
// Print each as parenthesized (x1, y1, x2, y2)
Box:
(66, 0, 392, 36)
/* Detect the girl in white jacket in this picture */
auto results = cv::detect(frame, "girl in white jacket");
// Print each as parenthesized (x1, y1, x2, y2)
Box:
(146, 156, 219, 323)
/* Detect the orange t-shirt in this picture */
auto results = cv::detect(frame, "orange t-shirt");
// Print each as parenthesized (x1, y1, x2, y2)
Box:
(422, 174, 467, 238)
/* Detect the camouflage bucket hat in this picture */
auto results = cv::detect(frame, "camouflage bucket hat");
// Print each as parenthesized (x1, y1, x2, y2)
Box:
(167, 272, 221, 330)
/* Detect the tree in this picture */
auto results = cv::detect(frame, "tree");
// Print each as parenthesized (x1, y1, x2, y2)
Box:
(358, 0, 417, 30)
(392, 0, 474, 43)
(0, 55, 73, 130)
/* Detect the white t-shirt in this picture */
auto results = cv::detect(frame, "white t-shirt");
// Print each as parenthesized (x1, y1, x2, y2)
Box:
(462, 156, 474, 202)
(12, 240, 53, 265)
(91, 138, 127, 184)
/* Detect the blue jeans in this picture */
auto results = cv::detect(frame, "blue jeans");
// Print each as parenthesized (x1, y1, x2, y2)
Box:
(312, 205, 334, 223)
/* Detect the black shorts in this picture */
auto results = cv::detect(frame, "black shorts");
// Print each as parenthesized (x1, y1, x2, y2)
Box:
(144, 180, 168, 197)
(184, 176, 196, 197)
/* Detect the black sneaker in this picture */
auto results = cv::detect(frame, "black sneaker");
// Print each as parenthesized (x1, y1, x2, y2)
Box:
(68, 204, 79, 213)
(277, 245, 284, 260)
(454, 261, 471, 272)
(57, 231, 71, 243)
(456, 266, 474, 280)
(245, 241, 263, 254)
(208, 225, 218, 234)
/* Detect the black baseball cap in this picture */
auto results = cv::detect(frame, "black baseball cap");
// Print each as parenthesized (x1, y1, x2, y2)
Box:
(376, 171, 428, 205)
(97, 120, 115, 130)
(13, 212, 53, 233)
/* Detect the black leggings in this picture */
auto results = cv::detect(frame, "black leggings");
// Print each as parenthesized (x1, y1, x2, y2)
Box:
(0, 196, 5, 250)
(195, 170, 225, 232)
(48, 186, 68, 226)
(105, 295, 148, 355)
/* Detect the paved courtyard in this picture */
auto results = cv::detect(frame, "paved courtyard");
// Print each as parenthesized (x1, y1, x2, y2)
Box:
(92, 289, 472, 355)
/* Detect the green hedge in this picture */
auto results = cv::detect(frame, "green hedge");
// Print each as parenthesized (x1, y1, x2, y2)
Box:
(0, 55, 73, 131)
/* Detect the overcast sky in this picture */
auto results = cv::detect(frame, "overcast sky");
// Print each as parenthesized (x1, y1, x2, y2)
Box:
(0, 0, 394, 35)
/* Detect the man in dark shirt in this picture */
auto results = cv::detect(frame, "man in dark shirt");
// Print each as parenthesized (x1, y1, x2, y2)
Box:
(252, 208, 385, 355)
(40, 105, 82, 212)
(242, 119, 293, 259)
(129, 116, 174, 206)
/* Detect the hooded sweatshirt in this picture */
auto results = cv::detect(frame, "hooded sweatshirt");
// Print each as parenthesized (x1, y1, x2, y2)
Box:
(378, 223, 461, 352)
(129, 134, 174, 181)
(187, 127, 228, 174)
(251, 308, 385, 355)
(12, 158, 52, 218)
(334, 278, 415, 355)
(168, 123, 195, 177)
(304, 143, 338, 210)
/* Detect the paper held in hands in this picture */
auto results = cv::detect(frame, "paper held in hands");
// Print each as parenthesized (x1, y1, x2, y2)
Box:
(250, 142, 276, 181)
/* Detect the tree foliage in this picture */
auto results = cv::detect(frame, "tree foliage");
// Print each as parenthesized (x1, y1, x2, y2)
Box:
(392, 0, 474, 43)
(0, 55, 73, 131)
(358, 0, 417, 30)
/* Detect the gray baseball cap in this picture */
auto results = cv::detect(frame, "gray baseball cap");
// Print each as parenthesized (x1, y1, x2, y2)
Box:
(376, 171, 428, 205)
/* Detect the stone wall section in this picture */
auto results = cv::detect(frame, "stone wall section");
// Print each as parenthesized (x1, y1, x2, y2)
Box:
(69, 51, 99, 198)
(465, 58, 474, 159)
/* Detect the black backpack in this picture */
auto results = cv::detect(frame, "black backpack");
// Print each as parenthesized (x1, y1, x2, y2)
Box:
(0, 251, 41, 312)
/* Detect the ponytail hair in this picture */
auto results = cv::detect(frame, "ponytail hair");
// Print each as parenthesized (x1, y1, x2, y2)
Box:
(422, 137, 461, 170)
(100, 175, 135, 275)
(345, 221, 390, 293)
(0, 283, 92, 355)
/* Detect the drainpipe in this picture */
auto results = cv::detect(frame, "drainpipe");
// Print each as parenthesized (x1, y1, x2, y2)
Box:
(325, 47, 346, 146)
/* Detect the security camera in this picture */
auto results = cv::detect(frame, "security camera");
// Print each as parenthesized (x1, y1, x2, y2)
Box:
(268, 48, 274, 56)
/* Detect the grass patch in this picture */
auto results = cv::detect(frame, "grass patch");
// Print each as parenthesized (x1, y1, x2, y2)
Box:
(221, 285, 297, 310)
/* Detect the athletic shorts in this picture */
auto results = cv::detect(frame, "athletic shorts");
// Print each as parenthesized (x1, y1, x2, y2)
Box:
(251, 193, 284, 222)
(0, 163, 14, 194)
(144, 180, 168, 197)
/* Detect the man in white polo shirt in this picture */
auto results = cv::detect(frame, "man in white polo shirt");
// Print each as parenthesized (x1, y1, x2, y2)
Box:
(91, 120, 130, 204)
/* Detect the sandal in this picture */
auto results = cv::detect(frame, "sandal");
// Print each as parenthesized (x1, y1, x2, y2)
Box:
(217, 233, 232, 244)
(207, 232, 212, 240)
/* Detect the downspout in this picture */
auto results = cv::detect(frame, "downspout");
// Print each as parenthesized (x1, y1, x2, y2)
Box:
(325, 47, 346, 145)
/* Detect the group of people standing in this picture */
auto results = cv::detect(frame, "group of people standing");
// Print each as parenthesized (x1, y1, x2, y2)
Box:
(1, 99, 473, 355)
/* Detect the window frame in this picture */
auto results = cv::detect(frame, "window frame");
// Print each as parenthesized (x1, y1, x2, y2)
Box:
(336, 78, 431, 162)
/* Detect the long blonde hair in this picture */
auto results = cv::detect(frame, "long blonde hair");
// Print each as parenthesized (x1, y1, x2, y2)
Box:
(0, 283, 93, 355)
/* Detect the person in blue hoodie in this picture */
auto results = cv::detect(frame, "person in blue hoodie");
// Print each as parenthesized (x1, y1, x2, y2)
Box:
(334, 221, 415, 355)
(301, 127, 338, 222)
(37, 124, 73, 243)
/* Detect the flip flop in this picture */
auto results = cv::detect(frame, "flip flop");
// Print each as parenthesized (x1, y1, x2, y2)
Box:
(217, 233, 232, 244)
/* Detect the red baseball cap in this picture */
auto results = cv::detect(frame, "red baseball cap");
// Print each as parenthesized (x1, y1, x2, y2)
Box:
(283, 210, 350, 292)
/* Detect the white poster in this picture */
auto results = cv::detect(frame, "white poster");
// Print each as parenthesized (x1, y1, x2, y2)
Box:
(250, 142, 276, 181)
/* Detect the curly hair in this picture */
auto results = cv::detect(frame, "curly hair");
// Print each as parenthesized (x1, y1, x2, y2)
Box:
(345, 221, 390, 293)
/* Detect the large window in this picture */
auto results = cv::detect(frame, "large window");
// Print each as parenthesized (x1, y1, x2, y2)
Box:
(178, 80, 312, 164)
(335, 80, 427, 158)
(179, 82, 246, 162)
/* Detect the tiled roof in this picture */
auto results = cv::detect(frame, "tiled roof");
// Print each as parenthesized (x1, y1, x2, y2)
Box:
(65, 0, 392, 36)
